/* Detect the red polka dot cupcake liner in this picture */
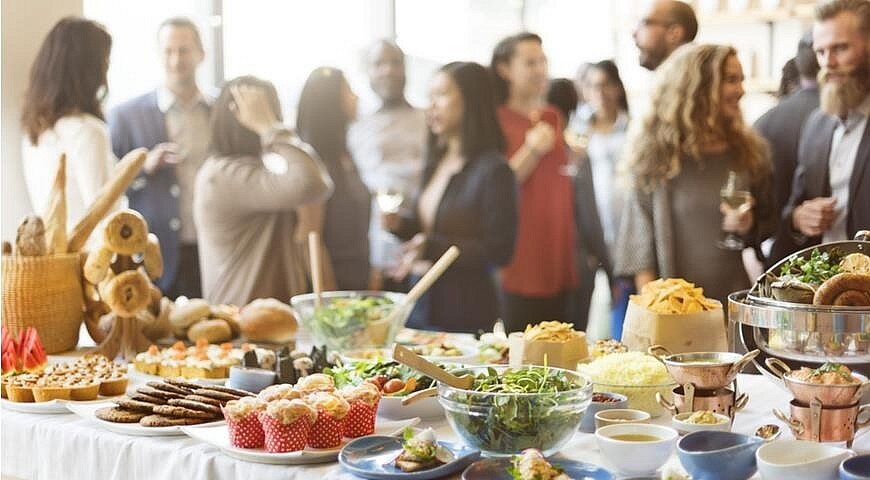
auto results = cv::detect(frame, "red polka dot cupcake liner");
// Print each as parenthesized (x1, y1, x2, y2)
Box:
(342, 400, 379, 438)
(258, 412, 311, 453)
(224, 410, 265, 449)
(307, 411, 345, 449)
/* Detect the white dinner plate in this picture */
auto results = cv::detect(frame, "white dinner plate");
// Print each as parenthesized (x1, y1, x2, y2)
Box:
(181, 417, 420, 465)
(1, 395, 123, 414)
(127, 364, 228, 386)
(66, 400, 225, 436)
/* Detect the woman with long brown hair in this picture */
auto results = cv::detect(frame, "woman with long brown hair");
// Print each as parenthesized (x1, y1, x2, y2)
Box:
(615, 44, 774, 304)
(21, 17, 118, 226)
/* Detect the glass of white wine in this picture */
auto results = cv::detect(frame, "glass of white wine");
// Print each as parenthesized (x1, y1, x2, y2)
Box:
(560, 130, 588, 177)
(375, 187, 404, 214)
(717, 170, 753, 251)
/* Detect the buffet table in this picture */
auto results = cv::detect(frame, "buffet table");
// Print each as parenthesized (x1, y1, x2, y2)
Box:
(3, 372, 868, 480)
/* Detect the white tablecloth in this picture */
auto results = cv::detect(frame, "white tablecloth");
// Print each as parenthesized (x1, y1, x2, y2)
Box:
(3, 373, 869, 480)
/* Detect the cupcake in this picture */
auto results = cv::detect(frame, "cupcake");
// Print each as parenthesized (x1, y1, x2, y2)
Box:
(294, 373, 335, 395)
(258, 384, 302, 403)
(258, 399, 317, 453)
(340, 382, 381, 438)
(305, 391, 350, 448)
(223, 396, 266, 449)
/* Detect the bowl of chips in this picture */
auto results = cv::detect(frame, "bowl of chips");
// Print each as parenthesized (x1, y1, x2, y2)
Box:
(508, 321, 588, 369)
(622, 278, 726, 354)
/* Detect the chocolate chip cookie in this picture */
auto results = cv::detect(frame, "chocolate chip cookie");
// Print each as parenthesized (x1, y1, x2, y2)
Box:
(192, 388, 241, 403)
(152, 404, 217, 419)
(168, 398, 222, 417)
(185, 394, 222, 407)
(139, 415, 208, 427)
(164, 378, 205, 391)
(200, 385, 254, 397)
(136, 386, 185, 401)
(146, 381, 192, 396)
(114, 397, 157, 413)
(130, 392, 167, 405)
(96, 406, 148, 423)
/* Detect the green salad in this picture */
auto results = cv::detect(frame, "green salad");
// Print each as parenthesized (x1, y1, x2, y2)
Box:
(309, 297, 394, 350)
(441, 366, 588, 455)
(779, 248, 841, 285)
(324, 360, 435, 396)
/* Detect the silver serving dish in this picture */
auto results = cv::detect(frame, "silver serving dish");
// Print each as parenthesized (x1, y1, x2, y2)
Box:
(728, 232, 870, 377)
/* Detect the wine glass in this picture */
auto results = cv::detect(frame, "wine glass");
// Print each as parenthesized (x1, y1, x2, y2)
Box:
(717, 170, 753, 251)
(375, 187, 404, 214)
(560, 130, 588, 177)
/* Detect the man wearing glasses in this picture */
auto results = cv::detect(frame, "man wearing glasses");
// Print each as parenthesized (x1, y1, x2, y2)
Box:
(633, 0, 698, 70)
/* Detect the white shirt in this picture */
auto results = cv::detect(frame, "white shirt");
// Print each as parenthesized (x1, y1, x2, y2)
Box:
(22, 113, 124, 235)
(823, 94, 870, 243)
(156, 87, 211, 244)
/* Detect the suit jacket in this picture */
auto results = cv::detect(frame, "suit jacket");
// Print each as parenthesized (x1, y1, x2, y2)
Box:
(108, 91, 186, 291)
(754, 87, 820, 229)
(770, 108, 870, 263)
(394, 150, 518, 332)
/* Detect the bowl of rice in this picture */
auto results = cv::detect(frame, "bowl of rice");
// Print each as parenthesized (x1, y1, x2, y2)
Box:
(578, 351, 677, 417)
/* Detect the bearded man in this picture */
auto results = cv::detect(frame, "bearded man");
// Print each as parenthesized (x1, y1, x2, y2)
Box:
(771, 0, 870, 262)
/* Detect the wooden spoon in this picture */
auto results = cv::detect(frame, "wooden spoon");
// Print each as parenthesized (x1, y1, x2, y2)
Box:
(308, 231, 323, 308)
(379, 245, 460, 328)
(393, 344, 474, 390)
(401, 387, 437, 406)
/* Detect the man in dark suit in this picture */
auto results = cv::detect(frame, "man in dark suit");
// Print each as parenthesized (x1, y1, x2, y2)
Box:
(771, 0, 870, 263)
(108, 17, 211, 298)
(754, 32, 820, 266)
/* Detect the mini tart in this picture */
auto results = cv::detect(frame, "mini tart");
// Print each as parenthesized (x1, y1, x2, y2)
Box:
(158, 361, 182, 378)
(32, 385, 72, 402)
(134, 359, 160, 376)
(5, 383, 34, 403)
(69, 382, 101, 401)
(99, 376, 129, 397)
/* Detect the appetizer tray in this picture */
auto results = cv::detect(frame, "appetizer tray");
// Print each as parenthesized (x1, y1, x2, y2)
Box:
(338, 434, 480, 480)
(1, 395, 123, 414)
(66, 401, 226, 436)
(181, 417, 420, 465)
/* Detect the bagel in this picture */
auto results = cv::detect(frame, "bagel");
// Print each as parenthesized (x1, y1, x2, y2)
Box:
(813, 272, 870, 306)
(84, 245, 114, 285)
(103, 210, 148, 255)
(143, 233, 163, 280)
(103, 270, 152, 317)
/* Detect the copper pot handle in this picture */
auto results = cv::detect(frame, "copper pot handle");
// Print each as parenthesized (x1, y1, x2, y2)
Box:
(656, 392, 677, 414)
(810, 398, 823, 442)
(856, 404, 870, 429)
(765, 358, 792, 380)
(735, 393, 749, 411)
(647, 345, 671, 364)
(728, 349, 760, 378)
(774, 408, 804, 435)
(851, 381, 870, 405)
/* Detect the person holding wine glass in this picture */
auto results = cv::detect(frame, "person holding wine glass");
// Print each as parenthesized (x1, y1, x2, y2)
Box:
(490, 32, 578, 332)
(614, 43, 774, 305)
(382, 61, 518, 333)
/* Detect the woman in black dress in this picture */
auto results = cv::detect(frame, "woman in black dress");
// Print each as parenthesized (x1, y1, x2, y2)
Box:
(384, 62, 518, 333)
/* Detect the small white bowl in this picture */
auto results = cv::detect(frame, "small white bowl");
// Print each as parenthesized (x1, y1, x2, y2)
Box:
(595, 423, 678, 476)
(671, 411, 732, 435)
(377, 394, 443, 420)
(756, 439, 853, 480)
(594, 408, 652, 429)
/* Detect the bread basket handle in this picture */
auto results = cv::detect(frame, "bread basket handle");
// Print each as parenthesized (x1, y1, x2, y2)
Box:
(647, 345, 671, 364)
(765, 358, 792, 380)
(773, 408, 803, 435)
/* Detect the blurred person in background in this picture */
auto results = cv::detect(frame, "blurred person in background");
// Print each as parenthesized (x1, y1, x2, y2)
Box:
(383, 62, 517, 333)
(615, 44, 774, 305)
(754, 32, 820, 266)
(491, 32, 578, 331)
(296, 67, 372, 291)
(195, 77, 332, 305)
(633, 0, 698, 70)
(109, 17, 210, 298)
(348, 40, 427, 292)
(772, 0, 870, 260)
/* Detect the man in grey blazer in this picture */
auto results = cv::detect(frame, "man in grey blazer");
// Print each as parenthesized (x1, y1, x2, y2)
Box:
(771, 0, 870, 263)
(109, 17, 211, 298)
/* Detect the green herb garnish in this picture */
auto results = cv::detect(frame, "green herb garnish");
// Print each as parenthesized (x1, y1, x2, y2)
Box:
(810, 362, 853, 382)
(779, 248, 841, 285)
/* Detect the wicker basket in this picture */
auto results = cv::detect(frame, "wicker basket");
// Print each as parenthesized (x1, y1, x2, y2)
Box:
(2, 253, 84, 353)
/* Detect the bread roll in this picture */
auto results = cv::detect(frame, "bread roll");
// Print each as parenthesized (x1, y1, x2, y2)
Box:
(187, 319, 233, 343)
(16, 215, 46, 256)
(240, 298, 297, 343)
(169, 298, 211, 330)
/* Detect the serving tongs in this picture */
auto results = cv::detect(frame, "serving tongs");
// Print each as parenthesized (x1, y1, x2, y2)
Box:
(393, 344, 474, 405)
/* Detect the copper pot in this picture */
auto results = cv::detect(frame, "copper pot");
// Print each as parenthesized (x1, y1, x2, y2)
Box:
(657, 383, 748, 418)
(766, 358, 870, 407)
(649, 345, 759, 390)
(773, 399, 870, 447)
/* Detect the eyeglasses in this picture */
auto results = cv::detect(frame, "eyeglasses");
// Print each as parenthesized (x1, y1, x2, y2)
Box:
(638, 17, 673, 28)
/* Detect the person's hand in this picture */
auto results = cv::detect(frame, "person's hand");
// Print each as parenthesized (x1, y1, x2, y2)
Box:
(524, 122, 555, 157)
(721, 198, 755, 236)
(381, 212, 401, 233)
(143, 142, 178, 175)
(229, 84, 279, 137)
(389, 233, 426, 282)
(792, 197, 837, 237)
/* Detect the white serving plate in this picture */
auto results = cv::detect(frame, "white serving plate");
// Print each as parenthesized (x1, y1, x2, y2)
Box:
(66, 401, 225, 436)
(181, 417, 420, 465)
(1, 395, 123, 414)
(127, 364, 228, 386)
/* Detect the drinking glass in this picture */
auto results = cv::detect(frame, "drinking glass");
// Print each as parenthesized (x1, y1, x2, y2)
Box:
(717, 170, 753, 250)
(375, 187, 404, 214)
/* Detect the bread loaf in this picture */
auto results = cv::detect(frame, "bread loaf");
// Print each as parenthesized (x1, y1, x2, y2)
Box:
(239, 298, 297, 343)
(15, 216, 46, 256)
(43, 153, 68, 254)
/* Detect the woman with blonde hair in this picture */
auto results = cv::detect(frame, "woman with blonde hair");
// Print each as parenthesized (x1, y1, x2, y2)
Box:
(614, 43, 774, 304)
